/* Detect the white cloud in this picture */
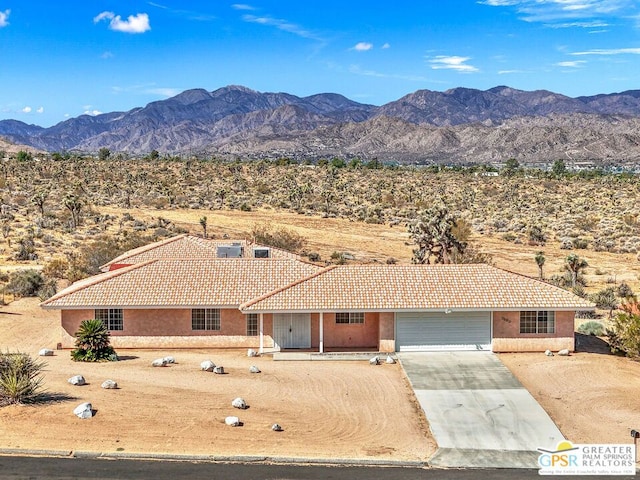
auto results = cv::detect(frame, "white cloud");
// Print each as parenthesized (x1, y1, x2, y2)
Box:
(382, 43, 391, 49)
(146, 87, 181, 97)
(0, 9, 9, 27)
(556, 60, 586, 67)
(83, 109, 103, 116)
(22, 106, 32, 113)
(241, 14, 323, 42)
(36, 106, 44, 114)
(429, 56, 479, 73)
(232, 4, 255, 10)
(94, 11, 151, 34)
(498, 69, 527, 74)
(571, 47, 640, 55)
(101, 51, 114, 59)
(352, 42, 373, 51)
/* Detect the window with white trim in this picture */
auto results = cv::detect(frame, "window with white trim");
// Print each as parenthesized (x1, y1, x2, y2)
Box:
(519, 311, 555, 334)
(336, 312, 365, 324)
(192, 308, 221, 331)
(246, 314, 258, 336)
(95, 308, 123, 331)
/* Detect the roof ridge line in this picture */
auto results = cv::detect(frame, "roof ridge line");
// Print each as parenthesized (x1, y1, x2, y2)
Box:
(240, 264, 338, 310)
(101, 234, 188, 269)
(40, 259, 158, 307)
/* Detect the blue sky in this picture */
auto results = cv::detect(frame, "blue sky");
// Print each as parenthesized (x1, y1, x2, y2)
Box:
(1, 1, 639, 126)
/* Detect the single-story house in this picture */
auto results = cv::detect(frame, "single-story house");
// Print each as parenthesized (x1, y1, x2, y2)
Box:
(101, 234, 300, 271)
(41, 241, 594, 352)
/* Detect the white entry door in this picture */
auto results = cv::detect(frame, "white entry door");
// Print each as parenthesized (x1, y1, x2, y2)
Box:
(273, 313, 311, 350)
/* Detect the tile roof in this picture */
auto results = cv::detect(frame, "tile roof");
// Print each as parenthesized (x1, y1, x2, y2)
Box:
(42, 259, 321, 309)
(101, 235, 300, 270)
(241, 264, 595, 312)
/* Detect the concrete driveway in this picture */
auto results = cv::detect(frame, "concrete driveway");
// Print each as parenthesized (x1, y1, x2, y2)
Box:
(398, 352, 564, 468)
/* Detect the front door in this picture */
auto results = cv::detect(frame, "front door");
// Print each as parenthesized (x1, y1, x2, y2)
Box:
(273, 313, 311, 350)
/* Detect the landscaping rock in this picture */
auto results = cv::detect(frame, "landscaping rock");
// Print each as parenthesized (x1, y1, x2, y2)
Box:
(249, 365, 261, 374)
(101, 380, 118, 389)
(200, 360, 215, 372)
(38, 348, 54, 357)
(213, 366, 224, 374)
(163, 356, 176, 364)
(545, 350, 554, 356)
(73, 402, 93, 419)
(247, 349, 258, 357)
(369, 356, 380, 365)
(271, 423, 283, 432)
(385, 355, 396, 364)
(68, 375, 86, 386)
(232, 397, 247, 409)
(152, 358, 167, 367)
(225, 416, 240, 426)
(558, 349, 570, 356)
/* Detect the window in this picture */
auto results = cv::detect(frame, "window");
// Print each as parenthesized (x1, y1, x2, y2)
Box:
(246, 314, 258, 336)
(335, 312, 365, 324)
(95, 308, 123, 331)
(192, 309, 221, 331)
(520, 311, 555, 334)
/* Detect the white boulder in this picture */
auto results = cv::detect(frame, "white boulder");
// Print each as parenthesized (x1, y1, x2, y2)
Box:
(213, 366, 224, 374)
(232, 397, 247, 409)
(163, 356, 176, 364)
(369, 356, 380, 365)
(68, 375, 86, 386)
(558, 349, 570, 356)
(225, 416, 240, 426)
(271, 423, 283, 432)
(247, 349, 258, 357)
(101, 380, 118, 389)
(200, 360, 215, 372)
(385, 355, 396, 364)
(545, 350, 554, 356)
(38, 348, 54, 357)
(249, 365, 261, 374)
(152, 358, 167, 367)
(73, 402, 93, 419)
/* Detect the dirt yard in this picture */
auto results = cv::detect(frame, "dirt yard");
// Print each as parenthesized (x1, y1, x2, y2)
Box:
(0, 298, 434, 461)
(500, 345, 640, 445)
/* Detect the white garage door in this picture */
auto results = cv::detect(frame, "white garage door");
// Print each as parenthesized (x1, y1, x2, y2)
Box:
(395, 312, 491, 351)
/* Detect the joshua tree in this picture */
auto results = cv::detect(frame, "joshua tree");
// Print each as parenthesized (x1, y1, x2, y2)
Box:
(199, 216, 208, 239)
(409, 205, 465, 264)
(535, 251, 546, 279)
(564, 253, 588, 288)
(63, 193, 83, 230)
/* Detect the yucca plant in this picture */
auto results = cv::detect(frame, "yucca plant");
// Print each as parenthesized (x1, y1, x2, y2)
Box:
(0, 352, 45, 406)
(71, 319, 117, 362)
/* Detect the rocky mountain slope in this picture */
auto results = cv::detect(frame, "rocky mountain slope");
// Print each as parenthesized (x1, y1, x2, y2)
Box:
(2, 85, 640, 164)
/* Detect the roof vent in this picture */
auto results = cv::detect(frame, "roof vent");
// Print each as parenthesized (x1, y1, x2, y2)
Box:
(216, 245, 244, 258)
(253, 247, 271, 259)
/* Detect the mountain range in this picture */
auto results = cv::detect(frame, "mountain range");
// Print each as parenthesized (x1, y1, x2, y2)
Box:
(3, 84, 640, 164)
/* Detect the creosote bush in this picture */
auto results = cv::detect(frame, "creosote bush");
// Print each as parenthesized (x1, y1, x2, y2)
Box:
(0, 352, 46, 406)
(577, 321, 605, 336)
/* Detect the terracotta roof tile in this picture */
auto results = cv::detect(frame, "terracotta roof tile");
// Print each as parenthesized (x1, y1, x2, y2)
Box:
(241, 264, 595, 312)
(42, 259, 320, 309)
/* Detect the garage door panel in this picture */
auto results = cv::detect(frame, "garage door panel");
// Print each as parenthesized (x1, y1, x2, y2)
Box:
(396, 312, 491, 352)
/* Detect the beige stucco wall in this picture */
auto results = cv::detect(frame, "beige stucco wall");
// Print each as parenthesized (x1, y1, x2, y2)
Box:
(59, 308, 275, 349)
(378, 312, 395, 352)
(492, 311, 575, 352)
(320, 312, 379, 349)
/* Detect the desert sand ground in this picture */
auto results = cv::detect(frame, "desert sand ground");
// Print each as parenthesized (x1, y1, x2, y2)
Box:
(0, 298, 435, 461)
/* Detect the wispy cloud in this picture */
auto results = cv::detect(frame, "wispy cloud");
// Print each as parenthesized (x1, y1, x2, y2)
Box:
(352, 42, 373, 51)
(232, 4, 256, 10)
(101, 51, 114, 59)
(241, 13, 323, 42)
(498, 69, 527, 74)
(348, 65, 430, 82)
(111, 83, 181, 97)
(147, 2, 216, 21)
(36, 106, 44, 114)
(94, 11, 151, 34)
(556, 60, 587, 67)
(429, 56, 479, 73)
(146, 87, 181, 97)
(480, 0, 635, 26)
(571, 47, 640, 55)
(381, 43, 391, 49)
(0, 9, 9, 27)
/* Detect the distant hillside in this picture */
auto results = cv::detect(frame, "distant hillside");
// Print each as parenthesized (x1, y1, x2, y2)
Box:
(2, 85, 640, 164)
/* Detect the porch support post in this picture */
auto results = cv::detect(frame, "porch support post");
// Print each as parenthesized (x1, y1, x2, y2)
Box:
(259, 313, 264, 354)
(319, 312, 324, 353)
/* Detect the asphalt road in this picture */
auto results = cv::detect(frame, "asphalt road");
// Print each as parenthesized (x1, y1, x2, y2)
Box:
(0, 456, 634, 480)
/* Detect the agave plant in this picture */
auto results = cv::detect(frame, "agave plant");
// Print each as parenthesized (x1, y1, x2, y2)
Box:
(0, 352, 46, 406)
(71, 319, 117, 362)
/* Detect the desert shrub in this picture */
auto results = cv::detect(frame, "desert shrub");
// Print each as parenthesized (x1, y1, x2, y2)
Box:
(307, 252, 321, 262)
(572, 238, 589, 249)
(71, 319, 117, 362)
(37, 279, 57, 301)
(577, 321, 605, 336)
(5, 269, 44, 297)
(0, 352, 46, 406)
(607, 300, 640, 358)
(590, 287, 618, 318)
(617, 282, 634, 299)
(250, 224, 306, 253)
